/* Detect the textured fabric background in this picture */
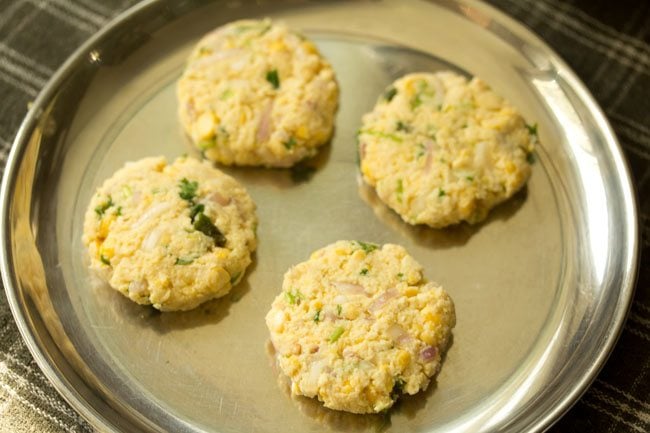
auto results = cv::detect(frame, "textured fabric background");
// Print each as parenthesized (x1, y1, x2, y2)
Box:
(0, 0, 648, 431)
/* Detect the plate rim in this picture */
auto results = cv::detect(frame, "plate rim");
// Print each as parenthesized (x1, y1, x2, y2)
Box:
(0, 0, 639, 432)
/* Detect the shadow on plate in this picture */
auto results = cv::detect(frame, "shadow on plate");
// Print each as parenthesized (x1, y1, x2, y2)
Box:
(181, 132, 333, 189)
(357, 177, 528, 249)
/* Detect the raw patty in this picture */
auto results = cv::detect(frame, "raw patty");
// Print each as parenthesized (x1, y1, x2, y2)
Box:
(82, 156, 257, 311)
(359, 71, 536, 228)
(265, 241, 455, 413)
(178, 19, 339, 167)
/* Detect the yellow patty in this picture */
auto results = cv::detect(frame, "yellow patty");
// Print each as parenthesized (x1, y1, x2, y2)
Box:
(266, 241, 455, 413)
(82, 156, 257, 311)
(359, 71, 536, 228)
(178, 19, 339, 167)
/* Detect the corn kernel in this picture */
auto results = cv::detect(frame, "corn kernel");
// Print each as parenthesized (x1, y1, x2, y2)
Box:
(295, 125, 309, 140)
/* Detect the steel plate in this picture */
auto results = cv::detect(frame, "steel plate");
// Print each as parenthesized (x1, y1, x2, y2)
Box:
(0, 0, 638, 432)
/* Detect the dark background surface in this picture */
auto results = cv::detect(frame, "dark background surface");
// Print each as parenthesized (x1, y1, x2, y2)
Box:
(0, 0, 647, 431)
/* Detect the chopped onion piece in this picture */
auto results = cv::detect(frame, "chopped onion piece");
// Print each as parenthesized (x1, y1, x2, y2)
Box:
(369, 288, 398, 312)
(256, 100, 274, 143)
(420, 346, 438, 362)
(332, 281, 366, 296)
(387, 323, 408, 341)
(133, 202, 172, 229)
(209, 190, 231, 206)
(128, 280, 148, 295)
(141, 227, 162, 251)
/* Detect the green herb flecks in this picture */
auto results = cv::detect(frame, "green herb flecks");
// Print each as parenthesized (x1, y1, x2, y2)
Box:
(313, 310, 322, 323)
(230, 271, 242, 285)
(396, 121, 411, 132)
(189, 203, 205, 223)
(220, 89, 233, 100)
(336, 304, 342, 316)
(360, 129, 403, 143)
(266, 69, 280, 89)
(198, 137, 216, 150)
(178, 178, 198, 201)
(120, 185, 132, 199)
(411, 94, 423, 109)
(396, 179, 404, 203)
(390, 378, 406, 401)
(416, 143, 426, 159)
(526, 152, 536, 164)
(283, 137, 296, 150)
(438, 188, 446, 197)
(175, 257, 194, 265)
(360, 268, 369, 276)
(100, 254, 110, 265)
(466, 176, 474, 181)
(193, 212, 226, 247)
(329, 326, 345, 343)
(94, 196, 114, 218)
(198, 46, 212, 56)
(285, 289, 304, 305)
(525, 122, 538, 137)
(383, 86, 397, 102)
(356, 241, 379, 254)
(397, 272, 404, 280)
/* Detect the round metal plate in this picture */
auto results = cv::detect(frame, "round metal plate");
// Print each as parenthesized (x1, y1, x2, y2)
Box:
(0, 0, 638, 432)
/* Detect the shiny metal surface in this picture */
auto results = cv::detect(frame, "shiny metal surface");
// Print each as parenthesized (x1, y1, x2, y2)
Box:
(0, 0, 638, 432)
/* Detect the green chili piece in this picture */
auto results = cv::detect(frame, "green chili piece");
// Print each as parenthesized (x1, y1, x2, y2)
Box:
(266, 69, 280, 89)
(193, 213, 226, 247)
(329, 326, 345, 343)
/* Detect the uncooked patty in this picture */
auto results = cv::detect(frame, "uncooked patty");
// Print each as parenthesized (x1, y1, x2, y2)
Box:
(359, 71, 536, 228)
(265, 240, 455, 413)
(178, 19, 339, 167)
(82, 156, 257, 311)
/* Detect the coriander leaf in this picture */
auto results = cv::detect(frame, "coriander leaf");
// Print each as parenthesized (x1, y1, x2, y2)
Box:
(383, 86, 397, 102)
(438, 188, 446, 197)
(94, 196, 113, 217)
(411, 94, 423, 109)
(198, 137, 216, 150)
(193, 213, 226, 247)
(356, 241, 379, 254)
(175, 257, 194, 265)
(189, 203, 205, 223)
(230, 271, 241, 284)
(526, 152, 536, 164)
(525, 122, 538, 136)
(360, 268, 369, 276)
(266, 69, 280, 89)
(178, 178, 198, 201)
(336, 304, 342, 316)
(313, 310, 322, 323)
(390, 378, 406, 401)
(397, 272, 404, 280)
(283, 137, 296, 150)
(329, 326, 345, 343)
(396, 179, 404, 203)
(285, 289, 304, 305)
(466, 176, 474, 181)
(396, 121, 411, 132)
(100, 254, 110, 265)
